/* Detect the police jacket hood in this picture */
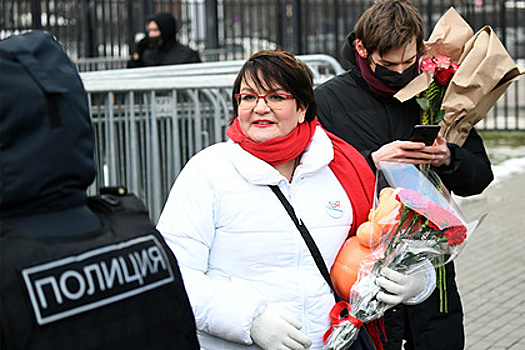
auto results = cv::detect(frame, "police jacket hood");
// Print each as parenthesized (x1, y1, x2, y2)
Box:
(0, 31, 96, 218)
(148, 12, 179, 44)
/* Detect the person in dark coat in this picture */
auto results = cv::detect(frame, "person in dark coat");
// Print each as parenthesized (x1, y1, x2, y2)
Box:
(128, 12, 201, 68)
(315, 0, 494, 349)
(0, 30, 200, 350)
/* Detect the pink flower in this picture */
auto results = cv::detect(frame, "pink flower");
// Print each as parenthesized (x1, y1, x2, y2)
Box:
(420, 57, 437, 72)
(434, 55, 451, 68)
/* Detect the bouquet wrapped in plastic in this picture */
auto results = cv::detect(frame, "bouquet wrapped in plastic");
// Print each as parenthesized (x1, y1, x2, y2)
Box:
(325, 162, 484, 350)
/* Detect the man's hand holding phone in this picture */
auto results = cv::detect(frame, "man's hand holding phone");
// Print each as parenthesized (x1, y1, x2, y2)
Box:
(425, 133, 452, 167)
(371, 128, 451, 169)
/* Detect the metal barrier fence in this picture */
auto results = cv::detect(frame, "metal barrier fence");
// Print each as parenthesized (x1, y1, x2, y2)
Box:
(81, 55, 344, 221)
(4, 0, 524, 63)
(5, 0, 524, 131)
(75, 57, 130, 72)
(477, 75, 524, 131)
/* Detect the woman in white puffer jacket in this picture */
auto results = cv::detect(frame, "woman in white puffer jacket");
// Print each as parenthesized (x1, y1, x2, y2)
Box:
(157, 49, 435, 350)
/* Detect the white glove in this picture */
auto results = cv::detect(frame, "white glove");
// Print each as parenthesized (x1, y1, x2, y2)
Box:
(376, 259, 436, 307)
(250, 308, 313, 350)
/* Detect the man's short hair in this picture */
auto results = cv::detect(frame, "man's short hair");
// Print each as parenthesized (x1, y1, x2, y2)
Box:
(355, 0, 424, 57)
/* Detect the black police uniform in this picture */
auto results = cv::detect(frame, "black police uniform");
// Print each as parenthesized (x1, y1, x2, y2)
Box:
(0, 31, 199, 349)
(1, 193, 199, 350)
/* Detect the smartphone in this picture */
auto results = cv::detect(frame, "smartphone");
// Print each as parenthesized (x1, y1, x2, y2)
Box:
(408, 125, 440, 146)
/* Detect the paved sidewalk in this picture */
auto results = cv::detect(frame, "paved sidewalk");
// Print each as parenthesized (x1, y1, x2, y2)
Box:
(455, 172, 525, 350)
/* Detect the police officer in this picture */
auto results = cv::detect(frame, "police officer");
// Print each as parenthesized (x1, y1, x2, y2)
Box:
(0, 31, 199, 350)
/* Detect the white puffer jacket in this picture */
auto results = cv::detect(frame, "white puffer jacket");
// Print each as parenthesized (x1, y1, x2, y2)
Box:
(157, 127, 354, 349)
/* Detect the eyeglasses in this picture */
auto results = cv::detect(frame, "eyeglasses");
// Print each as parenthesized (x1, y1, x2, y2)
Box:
(234, 93, 294, 110)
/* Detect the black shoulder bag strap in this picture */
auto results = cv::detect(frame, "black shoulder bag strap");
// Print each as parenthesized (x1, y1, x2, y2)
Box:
(268, 185, 342, 303)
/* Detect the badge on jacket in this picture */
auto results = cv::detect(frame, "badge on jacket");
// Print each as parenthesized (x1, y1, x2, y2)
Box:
(325, 200, 344, 218)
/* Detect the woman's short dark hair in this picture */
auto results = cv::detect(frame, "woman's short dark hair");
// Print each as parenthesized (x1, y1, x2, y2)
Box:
(231, 49, 317, 123)
(355, 0, 424, 57)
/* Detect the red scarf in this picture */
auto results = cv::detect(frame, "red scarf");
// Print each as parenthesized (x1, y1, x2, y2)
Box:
(226, 117, 375, 235)
(226, 117, 314, 166)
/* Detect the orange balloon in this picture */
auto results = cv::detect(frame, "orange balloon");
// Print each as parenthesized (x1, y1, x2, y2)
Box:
(378, 187, 395, 202)
(331, 236, 372, 301)
(369, 187, 403, 234)
(356, 221, 383, 248)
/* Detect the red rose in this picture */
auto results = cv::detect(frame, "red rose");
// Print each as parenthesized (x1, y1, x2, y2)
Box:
(434, 67, 457, 85)
(443, 225, 467, 246)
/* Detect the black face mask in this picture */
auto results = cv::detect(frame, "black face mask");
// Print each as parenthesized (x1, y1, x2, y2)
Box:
(149, 36, 164, 49)
(373, 62, 417, 90)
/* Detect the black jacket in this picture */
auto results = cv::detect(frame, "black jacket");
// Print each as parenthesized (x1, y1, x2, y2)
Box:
(315, 33, 493, 197)
(315, 33, 494, 349)
(128, 12, 201, 68)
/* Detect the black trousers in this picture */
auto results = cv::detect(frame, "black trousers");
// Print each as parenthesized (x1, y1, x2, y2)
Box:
(380, 262, 465, 350)
(350, 328, 377, 350)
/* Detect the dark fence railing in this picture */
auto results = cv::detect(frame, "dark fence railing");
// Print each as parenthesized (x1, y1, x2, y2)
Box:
(2, 0, 524, 62)
(2, 0, 524, 130)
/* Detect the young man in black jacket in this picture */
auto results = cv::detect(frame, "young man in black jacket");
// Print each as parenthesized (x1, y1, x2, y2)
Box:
(315, 0, 493, 349)
(128, 12, 201, 68)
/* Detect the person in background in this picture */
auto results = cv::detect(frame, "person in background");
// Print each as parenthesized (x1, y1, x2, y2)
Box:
(0, 30, 199, 350)
(127, 12, 201, 68)
(315, 0, 494, 349)
(156, 49, 437, 350)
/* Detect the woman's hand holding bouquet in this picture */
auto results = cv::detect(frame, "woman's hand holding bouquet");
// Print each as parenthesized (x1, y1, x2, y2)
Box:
(324, 162, 484, 350)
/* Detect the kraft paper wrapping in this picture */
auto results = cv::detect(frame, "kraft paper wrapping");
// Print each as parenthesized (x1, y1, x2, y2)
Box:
(394, 7, 524, 146)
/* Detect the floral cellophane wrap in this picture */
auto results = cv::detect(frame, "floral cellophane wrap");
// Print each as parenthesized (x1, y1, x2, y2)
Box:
(324, 162, 485, 350)
(394, 7, 524, 146)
